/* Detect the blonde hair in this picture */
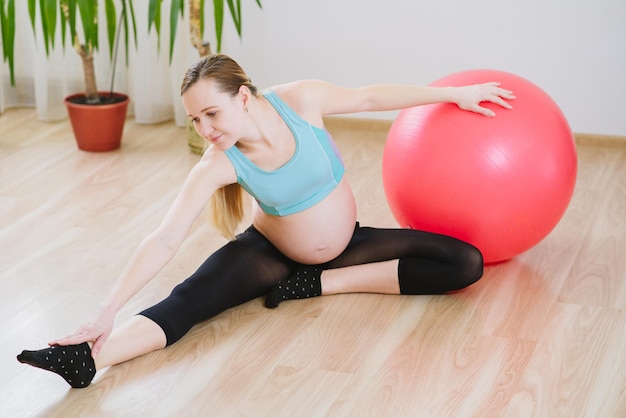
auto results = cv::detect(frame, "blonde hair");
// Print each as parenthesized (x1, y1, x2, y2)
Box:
(181, 54, 258, 240)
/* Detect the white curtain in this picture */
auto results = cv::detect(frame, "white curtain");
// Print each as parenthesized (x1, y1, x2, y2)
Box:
(0, 0, 201, 127)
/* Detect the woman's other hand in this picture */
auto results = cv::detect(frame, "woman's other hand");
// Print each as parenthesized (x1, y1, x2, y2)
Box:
(454, 82, 516, 117)
(48, 306, 115, 359)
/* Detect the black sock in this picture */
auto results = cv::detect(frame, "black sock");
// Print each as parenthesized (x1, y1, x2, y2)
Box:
(265, 267, 322, 308)
(17, 342, 96, 388)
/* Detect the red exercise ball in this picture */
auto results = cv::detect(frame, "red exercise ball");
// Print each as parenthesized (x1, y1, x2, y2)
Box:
(382, 69, 577, 264)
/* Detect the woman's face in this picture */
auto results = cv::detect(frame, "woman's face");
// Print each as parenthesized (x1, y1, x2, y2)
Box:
(182, 78, 246, 150)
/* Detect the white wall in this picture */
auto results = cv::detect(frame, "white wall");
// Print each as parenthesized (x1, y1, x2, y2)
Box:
(223, 0, 626, 136)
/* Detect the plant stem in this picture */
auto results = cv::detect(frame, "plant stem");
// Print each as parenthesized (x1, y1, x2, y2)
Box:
(189, 0, 211, 56)
(77, 43, 99, 104)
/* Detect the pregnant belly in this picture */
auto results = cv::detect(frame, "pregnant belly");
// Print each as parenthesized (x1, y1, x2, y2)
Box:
(252, 179, 357, 264)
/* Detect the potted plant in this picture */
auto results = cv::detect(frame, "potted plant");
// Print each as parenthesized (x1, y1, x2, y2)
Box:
(1, 0, 137, 152)
(147, 0, 262, 154)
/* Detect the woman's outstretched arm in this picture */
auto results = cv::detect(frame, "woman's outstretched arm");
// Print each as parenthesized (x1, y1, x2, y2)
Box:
(281, 79, 515, 118)
(49, 148, 236, 358)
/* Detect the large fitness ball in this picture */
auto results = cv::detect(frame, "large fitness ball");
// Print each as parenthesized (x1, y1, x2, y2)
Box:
(382, 69, 577, 264)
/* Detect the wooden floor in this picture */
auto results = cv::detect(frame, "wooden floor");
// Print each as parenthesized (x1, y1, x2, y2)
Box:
(1, 108, 625, 418)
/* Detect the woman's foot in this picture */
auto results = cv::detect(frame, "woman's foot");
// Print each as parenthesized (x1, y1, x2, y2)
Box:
(17, 342, 96, 388)
(265, 267, 322, 308)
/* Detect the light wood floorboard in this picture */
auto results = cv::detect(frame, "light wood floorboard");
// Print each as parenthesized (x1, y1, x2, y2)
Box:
(1, 109, 624, 417)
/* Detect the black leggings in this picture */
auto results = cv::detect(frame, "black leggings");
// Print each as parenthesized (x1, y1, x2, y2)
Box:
(139, 223, 483, 345)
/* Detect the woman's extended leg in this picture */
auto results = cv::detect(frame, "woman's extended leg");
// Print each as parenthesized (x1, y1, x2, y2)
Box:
(93, 315, 167, 370)
(139, 225, 297, 346)
(18, 226, 297, 387)
(265, 224, 483, 307)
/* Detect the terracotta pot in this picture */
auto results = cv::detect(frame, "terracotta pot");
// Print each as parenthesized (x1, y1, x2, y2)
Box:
(64, 92, 130, 152)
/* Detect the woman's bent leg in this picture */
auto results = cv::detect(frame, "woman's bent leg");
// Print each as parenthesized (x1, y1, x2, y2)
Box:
(324, 225, 483, 291)
(266, 224, 483, 306)
(321, 259, 400, 295)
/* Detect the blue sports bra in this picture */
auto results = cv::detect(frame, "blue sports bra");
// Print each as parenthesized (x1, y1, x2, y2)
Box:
(223, 90, 345, 216)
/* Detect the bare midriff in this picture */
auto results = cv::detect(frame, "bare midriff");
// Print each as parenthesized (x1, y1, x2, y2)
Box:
(252, 178, 357, 265)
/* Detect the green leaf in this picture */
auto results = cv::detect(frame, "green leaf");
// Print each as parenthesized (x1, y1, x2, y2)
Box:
(78, 0, 97, 52)
(45, 0, 57, 50)
(0, 0, 16, 85)
(39, 0, 58, 56)
(0, 0, 5, 60)
(147, 0, 159, 32)
(66, 0, 78, 46)
(226, 0, 241, 36)
(147, 0, 162, 53)
(168, 0, 183, 63)
(1, 0, 8, 60)
(27, 0, 36, 32)
(104, 0, 116, 60)
(122, 0, 131, 63)
(213, 0, 224, 52)
(126, 0, 137, 49)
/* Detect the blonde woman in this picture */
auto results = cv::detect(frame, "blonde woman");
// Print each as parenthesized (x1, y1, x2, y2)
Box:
(18, 54, 514, 388)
